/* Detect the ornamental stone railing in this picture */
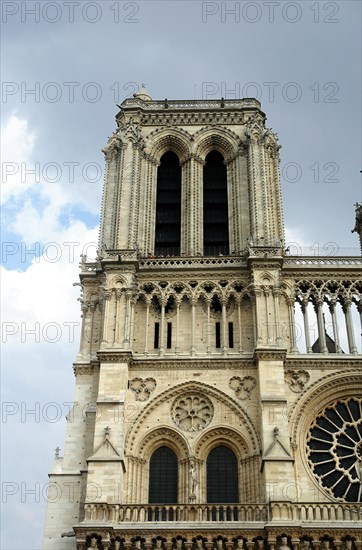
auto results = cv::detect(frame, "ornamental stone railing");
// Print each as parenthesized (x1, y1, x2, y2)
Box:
(82, 502, 362, 524)
(269, 501, 362, 522)
(121, 98, 262, 111)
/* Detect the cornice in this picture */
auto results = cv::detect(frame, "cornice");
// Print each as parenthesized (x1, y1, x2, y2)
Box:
(254, 349, 287, 362)
(97, 351, 133, 363)
(73, 363, 99, 376)
(285, 356, 362, 369)
(129, 358, 255, 370)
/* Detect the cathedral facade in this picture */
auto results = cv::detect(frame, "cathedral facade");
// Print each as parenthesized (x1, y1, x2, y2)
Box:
(43, 89, 362, 550)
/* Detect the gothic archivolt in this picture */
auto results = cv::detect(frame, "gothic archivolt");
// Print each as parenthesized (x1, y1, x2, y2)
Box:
(136, 426, 189, 459)
(124, 381, 260, 457)
(194, 426, 250, 459)
(193, 127, 241, 162)
(142, 124, 244, 165)
(145, 127, 192, 164)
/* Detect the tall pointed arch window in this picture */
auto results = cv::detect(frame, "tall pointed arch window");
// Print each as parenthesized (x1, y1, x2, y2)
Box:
(149, 446, 178, 503)
(155, 151, 181, 256)
(207, 446, 239, 503)
(203, 150, 229, 255)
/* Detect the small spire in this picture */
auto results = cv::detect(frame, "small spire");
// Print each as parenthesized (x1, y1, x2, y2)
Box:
(134, 84, 152, 102)
(55, 446, 60, 458)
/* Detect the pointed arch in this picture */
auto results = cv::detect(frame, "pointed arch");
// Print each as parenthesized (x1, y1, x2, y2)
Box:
(207, 445, 239, 503)
(203, 150, 229, 255)
(155, 151, 182, 255)
(149, 446, 178, 504)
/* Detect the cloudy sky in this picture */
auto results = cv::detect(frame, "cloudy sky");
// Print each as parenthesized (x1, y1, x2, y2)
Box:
(1, 1, 361, 548)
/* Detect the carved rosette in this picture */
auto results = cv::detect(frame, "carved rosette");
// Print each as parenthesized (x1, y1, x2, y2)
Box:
(229, 376, 256, 400)
(171, 393, 214, 432)
(129, 378, 157, 401)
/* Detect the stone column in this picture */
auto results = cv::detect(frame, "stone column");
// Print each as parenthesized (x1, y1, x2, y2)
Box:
(101, 290, 112, 346)
(315, 298, 328, 354)
(124, 290, 132, 350)
(114, 289, 122, 346)
(78, 302, 90, 358)
(89, 302, 96, 358)
(358, 300, 362, 339)
(175, 297, 181, 354)
(329, 298, 341, 353)
(237, 297, 243, 353)
(343, 298, 358, 355)
(253, 287, 263, 345)
(159, 298, 166, 356)
(190, 297, 197, 356)
(144, 298, 150, 355)
(287, 296, 298, 353)
(302, 299, 312, 353)
(264, 288, 271, 344)
(221, 297, 228, 356)
(273, 286, 281, 346)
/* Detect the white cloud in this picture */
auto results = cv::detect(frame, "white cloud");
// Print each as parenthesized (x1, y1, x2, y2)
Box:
(1, 114, 100, 549)
(1, 113, 37, 203)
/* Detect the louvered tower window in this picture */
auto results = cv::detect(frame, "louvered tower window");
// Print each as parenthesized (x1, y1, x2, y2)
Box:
(155, 151, 181, 256)
(203, 151, 229, 255)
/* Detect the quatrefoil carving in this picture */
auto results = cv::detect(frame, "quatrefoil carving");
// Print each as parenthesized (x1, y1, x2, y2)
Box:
(229, 376, 256, 400)
(129, 378, 157, 401)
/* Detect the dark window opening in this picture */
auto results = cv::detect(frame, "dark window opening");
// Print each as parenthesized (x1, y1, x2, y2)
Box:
(155, 151, 181, 256)
(228, 322, 234, 348)
(203, 150, 229, 255)
(149, 447, 178, 519)
(215, 322, 221, 348)
(154, 322, 160, 349)
(167, 322, 172, 349)
(211, 295, 222, 313)
(207, 446, 239, 504)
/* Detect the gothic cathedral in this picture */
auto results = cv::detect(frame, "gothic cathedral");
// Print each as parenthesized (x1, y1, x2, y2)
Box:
(43, 88, 362, 550)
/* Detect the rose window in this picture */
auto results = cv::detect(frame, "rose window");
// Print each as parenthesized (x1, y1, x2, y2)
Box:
(306, 398, 362, 502)
(171, 393, 214, 432)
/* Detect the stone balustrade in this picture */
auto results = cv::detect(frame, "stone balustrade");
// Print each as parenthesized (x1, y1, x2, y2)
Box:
(82, 502, 362, 525)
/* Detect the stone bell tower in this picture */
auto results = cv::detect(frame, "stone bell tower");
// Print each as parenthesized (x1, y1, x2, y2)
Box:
(43, 88, 362, 550)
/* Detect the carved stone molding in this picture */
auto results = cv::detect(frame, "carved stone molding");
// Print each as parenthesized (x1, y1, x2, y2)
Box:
(285, 370, 310, 393)
(73, 527, 362, 549)
(129, 378, 157, 401)
(73, 364, 96, 376)
(254, 349, 287, 362)
(229, 376, 257, 400)
(129, 359, 255, 370)
(285, 358, 362, 370)
(97, 352, 133, 363)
